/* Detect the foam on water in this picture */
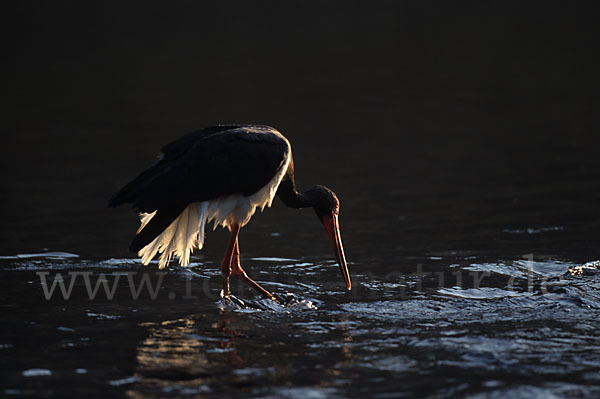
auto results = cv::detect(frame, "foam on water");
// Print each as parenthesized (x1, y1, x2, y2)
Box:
(0, 252, 79, 260)
(437, 287, 534, 299)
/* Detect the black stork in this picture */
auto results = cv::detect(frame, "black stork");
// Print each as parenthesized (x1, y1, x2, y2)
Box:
(109, 125, 351, 301)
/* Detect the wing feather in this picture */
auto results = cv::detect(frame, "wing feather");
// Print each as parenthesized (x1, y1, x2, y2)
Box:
(110, 125, 290, 252)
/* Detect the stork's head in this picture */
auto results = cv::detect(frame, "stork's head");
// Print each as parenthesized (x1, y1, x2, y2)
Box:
(306, 186, 351, 291)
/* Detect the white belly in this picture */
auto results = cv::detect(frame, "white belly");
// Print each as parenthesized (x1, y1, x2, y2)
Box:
(136, 149, 291, 269)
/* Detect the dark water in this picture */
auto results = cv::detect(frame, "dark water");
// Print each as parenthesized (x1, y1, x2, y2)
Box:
(2, 154, 600, 398)
(2, 2, 600, 398)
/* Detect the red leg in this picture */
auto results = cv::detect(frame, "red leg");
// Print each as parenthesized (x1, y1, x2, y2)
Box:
(220, 224, 240, 298)
(232, 238, 278, 302)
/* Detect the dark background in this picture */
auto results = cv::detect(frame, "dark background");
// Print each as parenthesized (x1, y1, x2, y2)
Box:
(2, 3, 600, 397)
(2, 1, 599, 261)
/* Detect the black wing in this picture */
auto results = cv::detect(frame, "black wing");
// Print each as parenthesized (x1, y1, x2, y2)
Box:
(108, 125, 244, 209)
(109, 125, 289, 252)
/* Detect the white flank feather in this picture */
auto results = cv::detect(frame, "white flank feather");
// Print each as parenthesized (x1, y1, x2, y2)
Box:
(137, 202, 209, 269)
(137, 211, 157, 233)
(136, 141, 291, 269)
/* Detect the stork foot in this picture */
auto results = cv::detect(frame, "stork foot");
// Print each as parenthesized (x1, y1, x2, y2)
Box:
(233, 267, 279, 303)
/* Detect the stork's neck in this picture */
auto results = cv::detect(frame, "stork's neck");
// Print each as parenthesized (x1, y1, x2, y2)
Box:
(276, 177, 315, 209)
